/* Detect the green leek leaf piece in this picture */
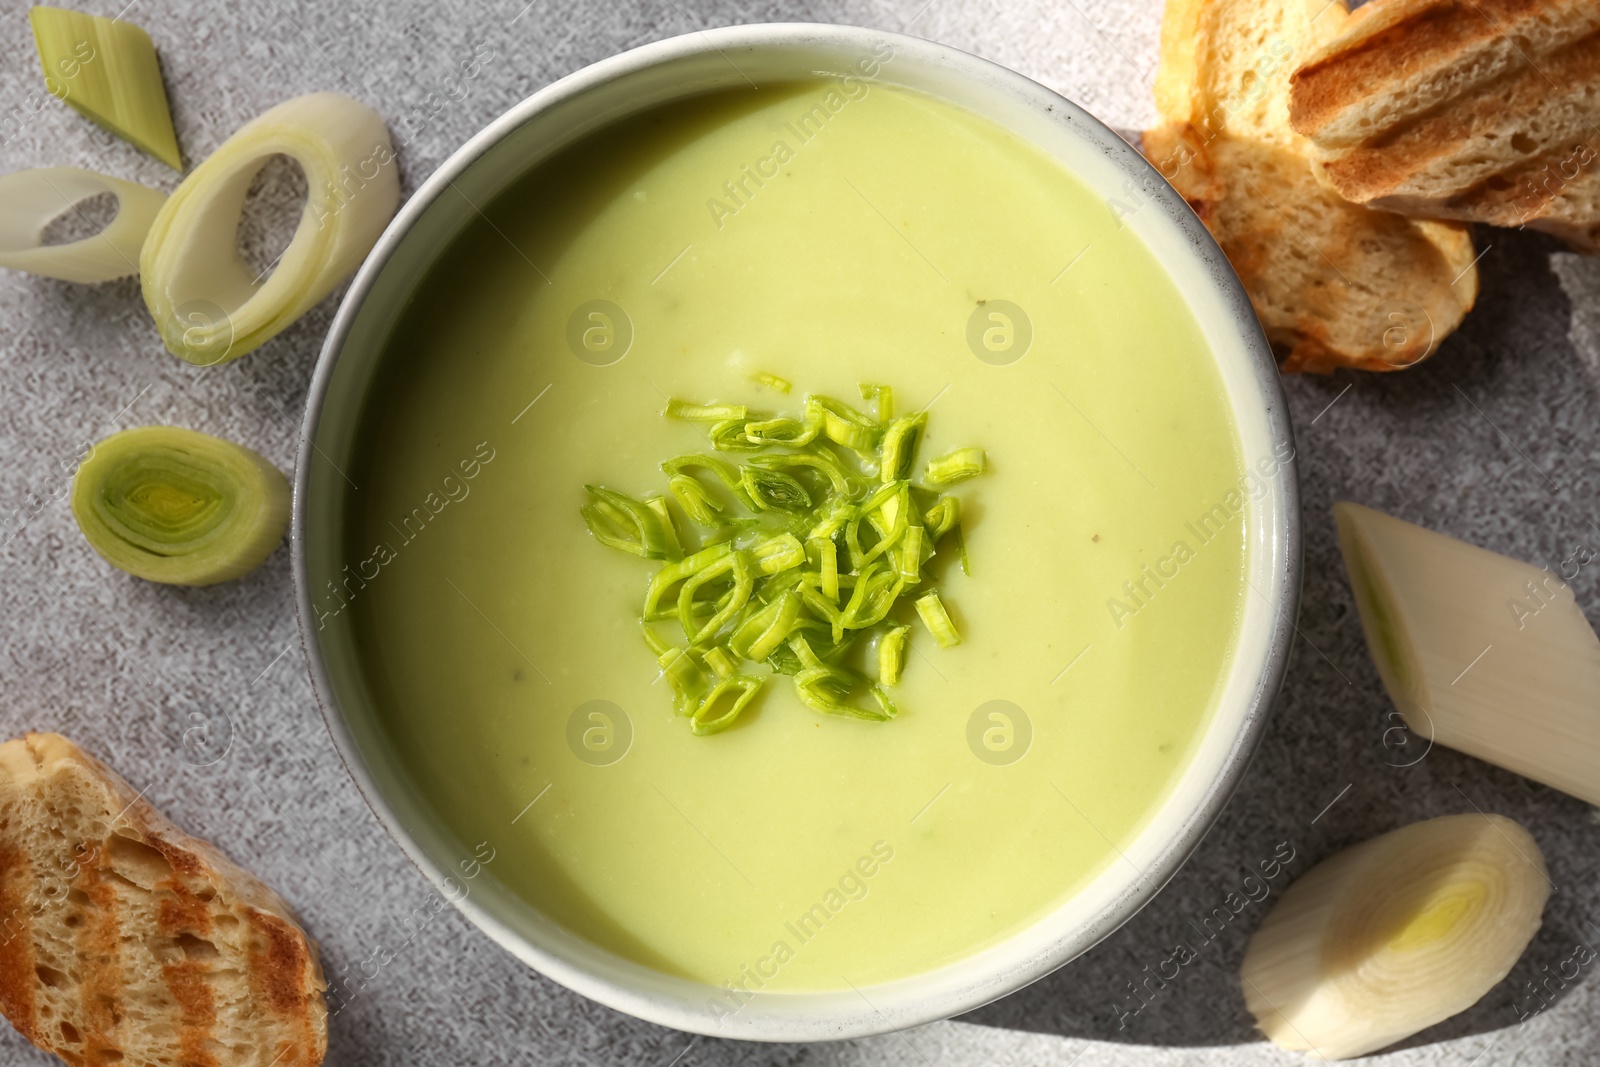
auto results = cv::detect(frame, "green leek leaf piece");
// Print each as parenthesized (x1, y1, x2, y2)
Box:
(923, 495, 960, 541)
(740, 466, 812, 514)
(793, 664, 897, 721)
(30, 6, 183, 170)
(709, 419, 765, 452)
(747, 451, 858, 496)
(743, 416, 818, 447)
(805, 395, 882, 454)
(581, 485, 672, 559)
(658, 645, 705, 715)
(852, 572, 906, 629)
(691, 675, 764, 735)
(663, 453, 754, 509)
(878, 625, 909, 686)
(667, 473, 722, 526)
(753, 371, 792, 394)
(679, 550, 753, 645)
(643, 542, 734, 619)
(70, 425, 288, 586)
(807, 497, 854, 541)
(839, 560, 875, 622)
(662, 452, 741, 484)
(926, 447, 987, 486)
(899, 524, 924, 582)
(641, 625, 671, 657)
(812, 537, 839, 601)
(730, 591, 801, 661)
(644, 496, 683, 561)
(702, 645, 738, 679)
(752, 532, 805, 575)
(916, 590, 961, 647)
(878, 413, 925, 484)
(788, 634, 825, 671)
(859, 383, 894, 422)
(858, 483, 911, 568)
(664, 398, 747, 422)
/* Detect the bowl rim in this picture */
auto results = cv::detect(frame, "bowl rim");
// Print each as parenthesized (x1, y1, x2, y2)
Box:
(293, 20, 1301, 1042)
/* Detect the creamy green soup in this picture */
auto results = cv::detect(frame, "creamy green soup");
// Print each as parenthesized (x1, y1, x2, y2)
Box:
(345, 77, 1248, 993)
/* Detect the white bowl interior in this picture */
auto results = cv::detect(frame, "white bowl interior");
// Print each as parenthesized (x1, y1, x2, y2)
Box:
(296, 24, 1298, 1042)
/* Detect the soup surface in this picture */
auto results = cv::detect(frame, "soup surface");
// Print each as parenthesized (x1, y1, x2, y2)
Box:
(346, 76, 1249, 992)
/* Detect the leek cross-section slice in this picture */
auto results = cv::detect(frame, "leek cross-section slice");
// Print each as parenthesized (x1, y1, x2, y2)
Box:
(141, 93, 399, 365)
(71, 426, 289, 586)
(30, 6, 182, 170)
(1241, 814, 1548, 1060)
(0, 167, 165, 283)
(1335, 502, 1600, 805)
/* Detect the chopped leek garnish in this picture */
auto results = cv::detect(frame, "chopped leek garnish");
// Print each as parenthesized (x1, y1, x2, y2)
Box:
(743, 416, 817, 447)
(916, 591, 961, 647)
(752, 371, 792, 394)
(691, 675, 764, 735)
(581, 485, 674, 559)
(878, 414, 925, 483)
(752, 532, 805, 575)
(644, 496, 681, 558)
(925, 447, 987, 486)
(859, 383, 894, 421)
(30, 7, 183, 170)
(701, 645, 738, 679)
(708, 418, 764, 452)
(579, 382, 984, 735)
(665, 398, 746, 422)
(740, 465, 812, 513)
(71, 426, 289, 586)
(807, 396, 882, 454)
(666, 473, 722, 525)
(878, 625, 909, 686)
(141, 93, 398, 364)
(922, 494, 960, 541)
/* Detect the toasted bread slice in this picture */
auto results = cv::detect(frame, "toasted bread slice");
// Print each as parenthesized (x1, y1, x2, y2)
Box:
(1145, 123, 1479, 371)
(1146, 0, 1480, 372)
(1289, 0, 1600, 250)
(0, 733, 327, 1067)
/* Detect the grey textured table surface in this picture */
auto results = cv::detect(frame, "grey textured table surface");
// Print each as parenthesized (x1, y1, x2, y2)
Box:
(3, 1, 1599, 1064)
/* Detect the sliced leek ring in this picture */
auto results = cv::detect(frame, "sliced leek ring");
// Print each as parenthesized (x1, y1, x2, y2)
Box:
(1241, 814, 1548, 1060)
(1335, 502, 1600, 805)
(71, 426, 290, 586)
(0, 167, 165, 283)
(140, 92, 399, 365)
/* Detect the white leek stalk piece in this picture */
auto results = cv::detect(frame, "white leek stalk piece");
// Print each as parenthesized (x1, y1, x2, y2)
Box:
(140, 93, 399, 365)
(29, 6, 183, 170)
(1334, 502, 1600, 805)
(71, 426, 290, 586)
(0, 167, 165, 283)
(1241, 814, 1548, 1060)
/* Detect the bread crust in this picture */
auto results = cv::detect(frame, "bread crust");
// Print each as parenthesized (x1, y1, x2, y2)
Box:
(1146, 0, 1479, 372)
(0, 733, 328, 1067)
(1288, 0, 1600, 249)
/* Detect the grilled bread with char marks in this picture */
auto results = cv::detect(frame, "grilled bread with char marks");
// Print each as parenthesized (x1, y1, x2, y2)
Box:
(1289, 0, 1600, 251)
(0, 733, 327, 1067)
(1145, 0, 1479, 373)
